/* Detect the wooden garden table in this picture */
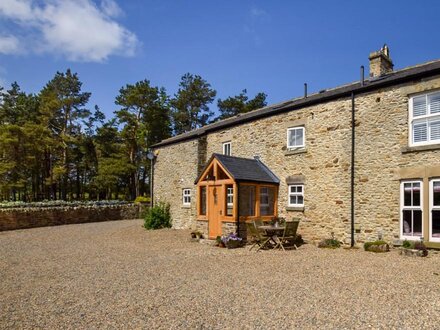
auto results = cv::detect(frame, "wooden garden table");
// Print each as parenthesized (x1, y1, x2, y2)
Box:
(258, 225, 285, 249)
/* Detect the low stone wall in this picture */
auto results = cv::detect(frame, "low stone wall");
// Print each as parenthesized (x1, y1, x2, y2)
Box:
(0, 204, 142, 231)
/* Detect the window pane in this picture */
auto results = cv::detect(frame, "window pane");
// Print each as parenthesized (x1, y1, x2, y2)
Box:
(290, 186, 296, 193)
(429, 93, 440, 114)
(432, 210, 440, 238)
(402, 210, 412, 235)
(413, 96, 427, 117)
(290, 196, 297, 205)
(288, 130, 296, 146)
(260, 187, 275, 216)
(413, 122, 427, 143)
(297, 186, 303, 193)
(430, 120, 440, 141)
(295, 129, 303, 146)
(434, 182, 440, 206)
(200, 187, 206, 215)
(297, 195, 304, 205)
(404, 183, 412, 206)
(413, 210, 422, 237)
(226, 185, 233, 216)
(413, 186, 421, 206)
(239, 185, 255, 216)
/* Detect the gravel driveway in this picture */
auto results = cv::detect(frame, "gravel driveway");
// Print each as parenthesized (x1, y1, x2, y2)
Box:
(1, 219, 440, 329)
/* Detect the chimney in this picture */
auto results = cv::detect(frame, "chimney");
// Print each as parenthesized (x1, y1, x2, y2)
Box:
(368, 44, 393, 78)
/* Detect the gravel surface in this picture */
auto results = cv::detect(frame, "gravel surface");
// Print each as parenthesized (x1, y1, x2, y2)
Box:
(1, 220, 440, 329)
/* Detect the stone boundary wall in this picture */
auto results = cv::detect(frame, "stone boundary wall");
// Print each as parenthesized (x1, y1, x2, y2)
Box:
(0, 204, 143, 231)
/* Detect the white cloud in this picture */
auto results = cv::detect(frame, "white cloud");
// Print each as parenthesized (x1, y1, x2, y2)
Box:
(100, 0, 123, 18)
(0, 35, 21, 54)
(0, 0, 139, 62)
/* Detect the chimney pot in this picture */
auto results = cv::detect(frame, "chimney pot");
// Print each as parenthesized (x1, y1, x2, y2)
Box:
(369, 44, 393, 78)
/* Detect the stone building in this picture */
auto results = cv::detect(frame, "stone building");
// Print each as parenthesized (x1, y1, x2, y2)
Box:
(152, 45, 440, 248)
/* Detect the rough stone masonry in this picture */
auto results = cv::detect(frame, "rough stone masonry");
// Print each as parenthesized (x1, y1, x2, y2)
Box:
(152, 46, 440, 247)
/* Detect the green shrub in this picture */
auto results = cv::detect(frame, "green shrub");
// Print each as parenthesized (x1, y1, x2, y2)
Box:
(318, 238, 341, 249)
(144, 202, 172, 230)
(402, 240, 412, 249)
(364, 240, 389, 252)
(134, 196, 150, 204)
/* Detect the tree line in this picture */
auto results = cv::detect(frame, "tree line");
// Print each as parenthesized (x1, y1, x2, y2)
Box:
(0, 70, 267, 201)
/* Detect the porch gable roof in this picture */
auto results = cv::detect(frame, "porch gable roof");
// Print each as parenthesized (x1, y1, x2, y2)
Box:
(195, 153, 280, 184)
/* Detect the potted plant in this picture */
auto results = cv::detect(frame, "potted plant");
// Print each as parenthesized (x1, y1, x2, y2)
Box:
(216, 236, 225, 248)
(221, 233, 243, 249)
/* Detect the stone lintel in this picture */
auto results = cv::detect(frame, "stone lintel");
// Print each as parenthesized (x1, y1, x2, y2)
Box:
(286, 174, 305, 184)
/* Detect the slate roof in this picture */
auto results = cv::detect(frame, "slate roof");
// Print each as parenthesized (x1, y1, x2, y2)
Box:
(153, 59, 440, 148)
(195, 153, 280, 184)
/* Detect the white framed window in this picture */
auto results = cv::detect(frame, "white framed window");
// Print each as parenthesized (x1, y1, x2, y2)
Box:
(288, 184, 304, 207)
(409, 91, 440, 146)
(287, 127, 305, 149)
(400, 181, 423, 239)
(222, 142, 231, 156)
(227, 186, 234, 206)
(226, 185, 234, 216)
(260, 187, 269, 207)
(429, 179, 440, 242)
(182, 188, 191, 206)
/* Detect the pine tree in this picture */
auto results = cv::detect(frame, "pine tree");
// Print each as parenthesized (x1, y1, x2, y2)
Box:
(171, 73, 216, 134)
(215, 89, 267, 121)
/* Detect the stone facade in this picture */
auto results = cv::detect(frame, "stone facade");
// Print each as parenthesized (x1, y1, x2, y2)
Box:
(0, 204, 141, 231)
(153, 138, 201, 229)
(153, 55, 440, 247)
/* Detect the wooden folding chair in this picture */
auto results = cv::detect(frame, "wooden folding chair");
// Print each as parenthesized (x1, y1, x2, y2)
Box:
(246, 222, 271, 251)
(275, 220, 300, 251)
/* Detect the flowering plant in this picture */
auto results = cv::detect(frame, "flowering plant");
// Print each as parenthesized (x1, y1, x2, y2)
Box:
(221, 233, 243, 248)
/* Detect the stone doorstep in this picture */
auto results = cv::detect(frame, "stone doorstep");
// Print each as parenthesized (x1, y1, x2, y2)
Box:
(198, 238, 217, 246)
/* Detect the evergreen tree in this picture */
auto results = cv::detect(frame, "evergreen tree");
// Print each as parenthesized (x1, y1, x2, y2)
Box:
(215, 89, 267, 121)
(171, 73, 216, 134)
(115, 79, 171, 199)
(39, 69, 91, 200)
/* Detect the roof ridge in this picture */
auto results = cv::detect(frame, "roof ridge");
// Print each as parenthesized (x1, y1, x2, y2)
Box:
(153, 58, 440, 148)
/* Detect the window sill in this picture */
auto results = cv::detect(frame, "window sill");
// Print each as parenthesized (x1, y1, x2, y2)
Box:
(285, 148, 307, 156)
(402, 143, 440, 153)
(182, 205, 191, 209)
(286, 206, 304, 212)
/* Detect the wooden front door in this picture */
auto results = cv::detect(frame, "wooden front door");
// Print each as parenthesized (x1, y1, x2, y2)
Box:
(208, 185, 222, 238)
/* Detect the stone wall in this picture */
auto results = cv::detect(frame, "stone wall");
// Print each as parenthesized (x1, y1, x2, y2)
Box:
(153, 139, 199, 229)
(354, 76, 440, 244)
(0, 204, 141, 231)
(205, 98, 352, 242)
(153, 75, 440, 245)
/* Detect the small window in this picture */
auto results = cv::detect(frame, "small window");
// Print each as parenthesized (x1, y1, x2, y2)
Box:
(400, 181, 422, 239)
(260, 187, 269, 207)
(226, 185, 233, 216)
(183, 189, 191, 206)
(260, 186, 275, 216)
(409, 91, 440, 146)
(199, 186, 206, 215)
(223, 142, 231, 156)
(287, 127, 305, 149)
(288, 184, 304, 207)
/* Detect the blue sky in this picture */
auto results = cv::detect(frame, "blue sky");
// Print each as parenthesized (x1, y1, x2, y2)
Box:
(1, 0, 440, 119)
